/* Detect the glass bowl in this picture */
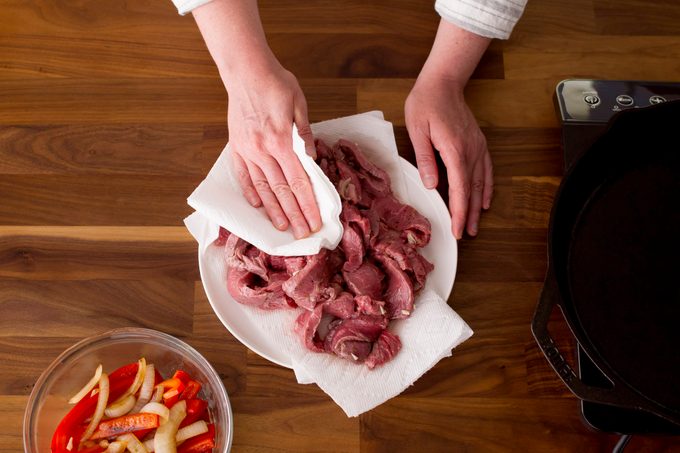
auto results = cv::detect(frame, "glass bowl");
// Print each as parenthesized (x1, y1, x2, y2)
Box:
(23, 327, 233, 452)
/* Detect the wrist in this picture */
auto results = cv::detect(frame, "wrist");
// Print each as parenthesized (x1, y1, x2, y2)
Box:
(417, 59, 468, 93)
(217, 47, 279, 90)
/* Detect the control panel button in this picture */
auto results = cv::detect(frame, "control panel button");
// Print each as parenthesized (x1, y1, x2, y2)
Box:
(649, 95, 666, 105)
(584, 94, 600, 106)
(616, 95, 634, 106)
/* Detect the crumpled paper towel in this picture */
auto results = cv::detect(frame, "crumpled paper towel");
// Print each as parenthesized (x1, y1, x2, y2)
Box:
(187, 124, 343, 257)
(185, 111, 473, 417)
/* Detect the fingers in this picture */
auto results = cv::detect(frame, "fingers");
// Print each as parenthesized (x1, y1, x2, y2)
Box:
(246, 160, 289, 232)
(293, 92, 316, 159)
(466, 160, 484, 236)
(233, 152, 262, 207)
(406, 122, 439, 190)
(272, 134, 322, 233)
(483, 151, 494, 210)
(440, 150, 469, 240)
(255, 153, 311, 239)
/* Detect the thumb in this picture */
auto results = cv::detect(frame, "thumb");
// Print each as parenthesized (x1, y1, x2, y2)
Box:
(293, 93, 316, 159)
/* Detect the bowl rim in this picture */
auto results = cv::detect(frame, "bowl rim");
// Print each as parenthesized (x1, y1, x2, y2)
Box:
(23, 327, 233, 453)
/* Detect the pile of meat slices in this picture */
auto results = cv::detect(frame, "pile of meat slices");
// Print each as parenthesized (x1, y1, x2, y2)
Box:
(215, 139, 434, 369)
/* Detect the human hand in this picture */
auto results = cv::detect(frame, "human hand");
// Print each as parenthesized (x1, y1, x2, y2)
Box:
(225, 60, 321, 239)
(405, 72, 493, 239)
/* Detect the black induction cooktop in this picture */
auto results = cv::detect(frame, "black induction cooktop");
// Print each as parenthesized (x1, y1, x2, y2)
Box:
(554, 79, 680, 435)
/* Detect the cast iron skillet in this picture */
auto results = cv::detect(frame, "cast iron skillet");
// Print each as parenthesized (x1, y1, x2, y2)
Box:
(532, 100, 680, 425)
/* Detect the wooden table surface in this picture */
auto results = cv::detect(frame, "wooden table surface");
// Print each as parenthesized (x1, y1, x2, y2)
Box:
(1, 0, 679, 451)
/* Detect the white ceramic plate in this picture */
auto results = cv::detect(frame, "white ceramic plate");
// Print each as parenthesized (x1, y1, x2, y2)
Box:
(198, 158, 458, 368)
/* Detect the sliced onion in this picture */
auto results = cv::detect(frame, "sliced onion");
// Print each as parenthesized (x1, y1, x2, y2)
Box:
(142, 419, 207, 452)
(104, 394, 136, 418)
(69, 364, 102, 404)
(80, 372, 109, 445)
(116, 433, 148, 453)
(104, 441, 127, 453)
(142, 438, 154, 452)
(131, 363, 155, 413)
(154, 399, 186, 453)
(113, 358, 146, 405)
(99, 440, 110, 448)
(151, 384, 164, 403)
(176, 420, 208, 444)
(139, 402, 170, 421)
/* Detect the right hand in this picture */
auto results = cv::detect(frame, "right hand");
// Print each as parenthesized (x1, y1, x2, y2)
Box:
(226, 60, 321, 239)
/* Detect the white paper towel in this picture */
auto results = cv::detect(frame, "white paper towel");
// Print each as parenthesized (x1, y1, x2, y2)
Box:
(185, 111, 473, 417)
(187, 125, 343, 257)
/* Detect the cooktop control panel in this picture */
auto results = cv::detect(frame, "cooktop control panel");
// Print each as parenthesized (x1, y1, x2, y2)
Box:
(555, 79, 680, 123)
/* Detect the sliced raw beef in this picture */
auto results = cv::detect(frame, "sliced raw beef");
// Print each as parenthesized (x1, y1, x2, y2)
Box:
(343, 261, 383, 300)
(294, 304, 325, 352)
(282, 249, 330, 310)
(336, 160, 362, 204)
(341, 203, 372, 246)
(375, 254, 415, 319)
(374, 233, 434, 291)
(355, 295, 386, 317)
(225, 233, 269, 280)
(365, 330, 402, 369)
(372, 195, 432, 247)
(226, 268, 295, 310)
(340, 221, 364, 272)
(323, 292, 356, 319)
(220, 138, 434, 368)
(215, 227, 231, 246)
(324, 315, 388, 362)
(335, 139, 391, 197)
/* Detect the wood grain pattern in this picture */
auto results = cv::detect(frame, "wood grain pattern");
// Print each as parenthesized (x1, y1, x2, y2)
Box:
(0, 396, 26, 452)
(0, 125, 204, 175)
(1, 0, 678, 451)
(0, 227, 197, 280)
(361, 397, 619, 452)
(0, 279, 194, 337)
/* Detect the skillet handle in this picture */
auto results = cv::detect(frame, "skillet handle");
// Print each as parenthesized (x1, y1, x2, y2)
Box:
(531, 268, 668, 411)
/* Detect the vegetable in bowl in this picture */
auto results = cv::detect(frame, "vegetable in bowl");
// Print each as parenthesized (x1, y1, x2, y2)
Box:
(52, 359, 216, 453)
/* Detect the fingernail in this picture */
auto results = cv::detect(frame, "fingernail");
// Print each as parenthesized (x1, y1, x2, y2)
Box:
(246, 193, 259, 207)
(275, 218, 287, 230)
(483, 200, 491, 210)
(310, 220, 322, 233)
(423, 176, 436, 189)
(471, 223, 478, 235)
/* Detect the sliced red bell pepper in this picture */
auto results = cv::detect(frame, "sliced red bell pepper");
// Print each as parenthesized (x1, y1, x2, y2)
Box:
(179, 399, 208, 428)
(160, 377, 186, 393)
(132, 427, 155, 442)
(51, 363, 139, 453)
(172, 369, 192, 385)
(163, 388, 180, 408)
(179, 380, 201, 401)
(177, 424, 215, 453)
(89, 413, 160, 440)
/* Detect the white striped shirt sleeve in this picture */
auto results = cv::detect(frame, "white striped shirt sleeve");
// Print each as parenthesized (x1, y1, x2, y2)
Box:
(435, 0, 527, 39)
(171, 0, 212, 15)
(171, 0, 527, 41)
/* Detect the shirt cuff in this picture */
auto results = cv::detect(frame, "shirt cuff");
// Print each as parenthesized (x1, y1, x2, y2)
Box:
(171, 0, 214, 15)
(435, 0, 527, 40)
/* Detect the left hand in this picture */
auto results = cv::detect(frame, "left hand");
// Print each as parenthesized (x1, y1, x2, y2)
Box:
(405, 71, 493, 239)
